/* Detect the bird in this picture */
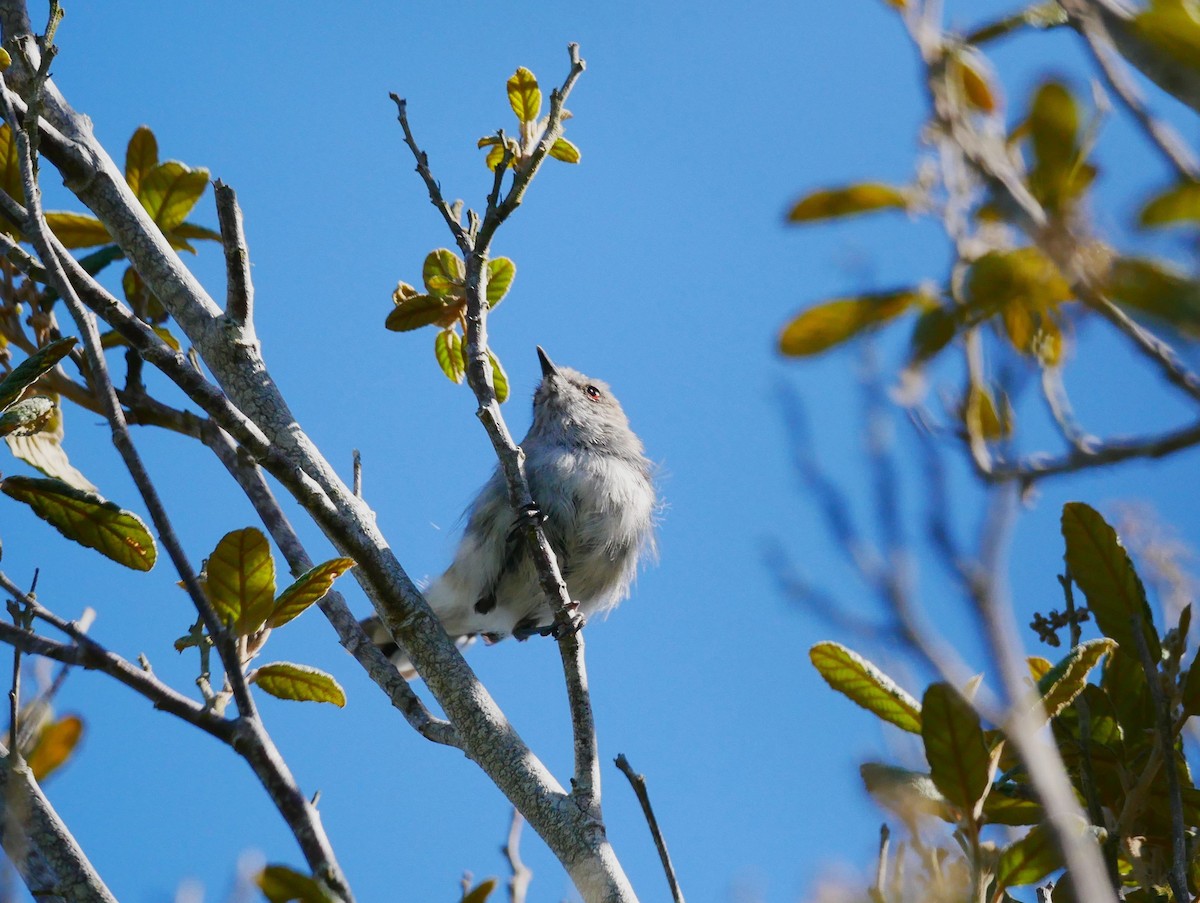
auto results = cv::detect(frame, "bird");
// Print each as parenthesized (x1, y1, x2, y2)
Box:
(364, 346, 657, 677)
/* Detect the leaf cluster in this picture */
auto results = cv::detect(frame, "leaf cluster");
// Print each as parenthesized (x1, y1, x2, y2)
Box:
(813, 503, 1200, 901)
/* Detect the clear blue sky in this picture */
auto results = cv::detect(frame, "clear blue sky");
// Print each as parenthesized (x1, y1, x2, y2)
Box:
(3, 2, 1198, 901)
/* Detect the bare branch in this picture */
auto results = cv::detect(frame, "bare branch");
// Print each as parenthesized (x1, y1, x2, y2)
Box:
(215, 181, 255, 325)
(614, 755, 684, 903)
(502, 810, 532, 903)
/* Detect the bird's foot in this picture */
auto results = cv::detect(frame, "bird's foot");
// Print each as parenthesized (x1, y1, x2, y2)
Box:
(549, 601, 585, 639)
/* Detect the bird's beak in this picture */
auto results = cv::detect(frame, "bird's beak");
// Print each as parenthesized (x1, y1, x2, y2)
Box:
(536, 346, 559, 378)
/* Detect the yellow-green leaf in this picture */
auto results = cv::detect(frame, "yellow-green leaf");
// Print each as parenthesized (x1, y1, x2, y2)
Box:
(27, 714, 83, 781)
(485, 141, 512, 172)
(1027, 80, 1093, 211)
(507, 67, 542, 123)
(422, 248, 465, 298)
(787, 183, 909, 223)
(462, 878, 498, 903)
(1034, 638, 1117, 722)
(964, 382, 1011, 441)
(1027, 656, 1052, 683)
(385, 294, 450, 332)
(100, 325, 182, 353)
(810, 641, 922, 733)
(488, 349, 509, 403)
(434, 329, 465, 384)
(139, 161, 210, 232)
(548, 137, 581, 163)
(44, 212, 113, 250)
(922, 682, 992, 814)
(5, 396, 99, 492)
(256, 865, 336, 903)
(486, 257, 516, 307)
(267, 558, 356, 629)
(965, 247, 1071, 315)
(204, 527, 276, 634)
(253, 662, 346, 706)
(0, 476, 156, 571)
(0, 125, 24, 221)
(982, 787, 1044, 826)
(171, 221, 222, 245)
(1139, 180, 1200, 227)
(1133, 0, 1200, 77)
(124, 126, 158, 198)
(779, 289, 921, 356)
(951, 51, 999, 113)
(0, 337, 76, 411)
(995, 825, 1062, 889)
(908, 305, 959, 365)
(1062, 502, 1160, 659)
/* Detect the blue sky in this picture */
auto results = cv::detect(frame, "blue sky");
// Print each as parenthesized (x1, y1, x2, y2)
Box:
(2, 2, 1198, 901)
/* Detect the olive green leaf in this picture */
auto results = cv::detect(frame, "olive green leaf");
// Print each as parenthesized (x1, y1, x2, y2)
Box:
(1034, 638, 1117, 722)
(780, 289, 923, 357)
(908, 304, 960, 365)
(995, 825, 1062, 890)
(462, 878, 499, 903)
(0, 396, 54, 437)
(1062, 502, 1160, 659)
(810, 641, 922, 733)
(252, 662, 346, 706)
(125, 125, 158, 198)
(1139, 181, 1200, 228)
(965, 247, 1071, 316)
(5, 395, 99, 492)
(267, 558, 357, 629)
(507, 67, 542, 122)
(486, 257, 516, 307)
(0, 337, 77, 411)
(1105, 256, 1200, 337)
(256, 865, 337, 903)
(0, 476, 156, 571)
(860, 762, 952, 821)
(385, 294, 451, 333)
(787, 183, 909, 223)
(922, 682, 992, 814)
(949, 50, 999, 113)
(204, 527, 276, 634)
(1026, 80, 1095, 212)
(140, 161, 210, 233)
(42, 212, 113, 250)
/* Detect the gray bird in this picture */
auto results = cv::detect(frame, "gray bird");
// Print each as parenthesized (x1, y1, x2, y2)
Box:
(365, 347, 657, 675)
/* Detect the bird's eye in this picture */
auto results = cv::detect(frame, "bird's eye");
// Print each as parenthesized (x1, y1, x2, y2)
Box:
(584, 385, 602, 400)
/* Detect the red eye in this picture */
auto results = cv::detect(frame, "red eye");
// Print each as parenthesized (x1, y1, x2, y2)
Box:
(585, 385, 602, 400)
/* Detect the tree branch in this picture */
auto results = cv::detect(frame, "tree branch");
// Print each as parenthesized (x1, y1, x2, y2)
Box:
(614, 755, 684, 903)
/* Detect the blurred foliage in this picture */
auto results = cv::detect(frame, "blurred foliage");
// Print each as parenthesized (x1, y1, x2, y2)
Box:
(813, 504, 1195, 902)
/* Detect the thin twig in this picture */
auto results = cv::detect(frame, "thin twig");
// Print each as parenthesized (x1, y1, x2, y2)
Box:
(614, 754, 684, 903)
(502, 809, 532, 903)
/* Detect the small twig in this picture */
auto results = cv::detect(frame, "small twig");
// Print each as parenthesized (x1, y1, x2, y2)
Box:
(389, 94, 468, 250)
(502, 809, 532, 903)
(215, 181, 255, 325)
(869, 824, 890, 903)
(614, 754, 684, 903)
(352, 449, 362, 498)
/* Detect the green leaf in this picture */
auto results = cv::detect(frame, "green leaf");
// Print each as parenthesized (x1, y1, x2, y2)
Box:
(0, 476, 156, 571)
(809, 641, 922, 733)
(1062, 502, 1160, 660)
(1181, 648, 1200, 717)
(267, 558, 356, 629)
(982, 786, 1044, 826)
(1035, 638, 1117, 722)
(422, 248, 465, 297)
(507, 67, 542, 122)
(253, 662, 346, 706)
(434, 329, 465, 384)
(488, 349, 509, 403)
(484, 141, 512, 171)
(995, 825, 1062, 890)
(204, 527, 276, 634)
(859, 762, 952, 821)
(124, 126, 158, 198)
(1139, 181, 1200, 227)
(1027, 80, 1094, 212)
(1105, 256, 1200, 337)
(1133, 0, 1200, 78)
(486, 257, 516, 307)
(462, 878, 498, 903)
(385, 294, 450, 332)
(0, 125, 25, 225)
(171, 221, 223, 244)
(779, 289, 921, 356)
(5, 397, 99, 492)
(908, 305, 959, 365)
(0, 395, 55, 437)
(965, 248, 1071, 316)
(100, 325, 182, 353)
(922, 682, 992, 814)
(139, 161, 210, 232)
(256, 865, 336, 903)
(27, 714, 83, 781)
(548, 137, 581, 163)
(787, 183, 909, 223)
(0, 337, 76, 412)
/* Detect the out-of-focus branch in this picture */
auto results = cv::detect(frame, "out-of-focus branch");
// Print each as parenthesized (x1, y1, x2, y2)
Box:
(502, 810, 532, 903)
